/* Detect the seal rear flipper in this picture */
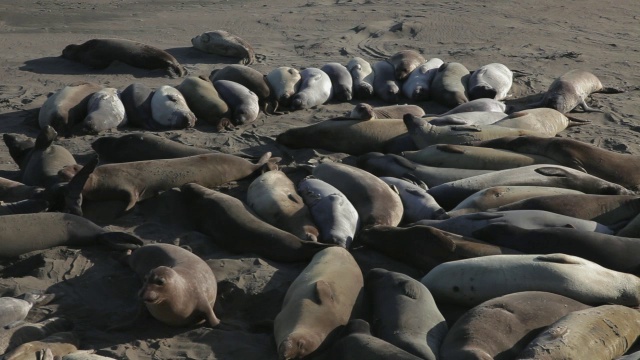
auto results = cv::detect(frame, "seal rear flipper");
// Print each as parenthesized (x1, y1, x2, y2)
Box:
(34, 125, 58, 150)
(574, 100, 603, 113)
(96, 232, 144, 250)
(64, 155, 99, 216)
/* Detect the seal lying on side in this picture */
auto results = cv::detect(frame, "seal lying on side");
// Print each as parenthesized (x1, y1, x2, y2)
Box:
(372, 60, 401, 103)
(176, 76, 230, 128)
(380, 177, 445, 222)
(126, 243, 220, 327)
(321, 63, 353, 101)
(274, 247, 363, 360)
(493, 108, 587, 136)
(349, 103, 425, 120)
(402, 58, 444, 101)
(150, 85, 197, 129)
(388, 50, 425, 81)
(119, 83, 154, 129)
(38, 82, 103, 137)
(62, 38, 186, 77)
(83, 87, 127, 134)
(213, 80, 260, 125)
(209, 65, 272, 112)
(346, 57, 375, 99)
(180, 183, 332, 262)
(291, 68, 333, 110)
(430, 62, 470, 108)
(468, 63, 513, 101)
(0, 317, 72, 355)
(191, 30, 256, 65)
(91, 133, 212, 163)
(266, 67, 301, 108)
(2, 331, 78, 360)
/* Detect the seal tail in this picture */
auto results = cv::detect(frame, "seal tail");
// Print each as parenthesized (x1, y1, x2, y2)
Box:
(564, 114, 591, 127)
(64, 154, 99, 216)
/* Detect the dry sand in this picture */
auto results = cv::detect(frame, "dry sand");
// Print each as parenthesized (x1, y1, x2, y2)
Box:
(0, 0, 638, 359)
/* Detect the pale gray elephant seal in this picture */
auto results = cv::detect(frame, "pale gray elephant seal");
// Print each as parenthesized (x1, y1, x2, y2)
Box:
(291, 67, 332, 110)
(379, 177, 445, 222)
(176, 76, 230, 128)
(321, 63, 353, 101)
(426, 111, 507, 126)
(388, 50, 425, 81)
(493, 108, 587, 136)
(91, 133, 211, 163)
(468, 62, 513, 101)
(349, 103, 425, 120)
(150, 85, 197, 129)
(373, 60, 401, 103)
(191, 30, 256, 65)
(402, 58, 443, 101)
(346, 57, 375, 99)
(38, 82, 103, 137)
(126, 243, 220, 327)
(213, 80, 259, 125)
(62, 38, 186, 77)
(83, 87, 127, 134)
(0, 293, 54, 329)
(119, 83, 154, 129)
(430, 62, 470, 107)
(266, 66, 301, 108)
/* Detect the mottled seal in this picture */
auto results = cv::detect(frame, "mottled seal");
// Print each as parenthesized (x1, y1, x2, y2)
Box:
(402, 58, 444, 101)
(176, 76, 230, 128)
(83, 87, 127, 134)
(2, 331, 78, 360)
(274, 247, 363, 359)
(0, 317, 72, 355)
(126, 243, 220, 327)
(346, 57, 375, 99)
(150, 85, 197, 129)
(265, 66, 301, 108)
(91, 133, 212, 163)
(430, 62, 470, 108)
(320, 63, 353, 101)
(388, 50, 425, 81)
(493, 108, 587, 136)
(213, 80, 260, 125)
(191, 30, 255, 65)
(180, 183, 332, 262)
(348, 103, 425, 120)
(38, 82, 103, 137)
(291, 67, 332, 110)
(379, 177, 445, 222)
(366, 268, 447, 360)
(468, 62, 513, 100)
(372, 60, 401, 103)
(119, 83, 154, 129)
(62, 38, 186, 77)
(427, 111, 507, 126)
(209, 65, 272, 112)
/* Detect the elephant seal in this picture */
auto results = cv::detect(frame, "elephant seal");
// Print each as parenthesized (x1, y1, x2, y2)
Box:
(468, 63, 513, 100)
(349, 103, 425, 120)
(0, 293, 54, 329)
(2, 331, 78, 360)
(0, 213, 142, 258)
(402, 58, 444, 101)
(312, 162, 403, 228)
(247, 170, 319, 242)
(432, 98, 508, 116)
(150, 85, 197, 129)
(291, 67, 333, 110)
(212, 80, 260, 125)
(126, 243, 220, 327)
(209, 65, 272, 112)
(274, 247, 363, 360)
(38, 82, 103, 137)
(516, 305, 640, 360)
(180, 183, 332, 262)
(402, 144, 558, 170)
(478, 135, 640, 191)
(358, 225, 520, 272)
(83, 87, 127, 134)
(440, 292, 590, 360)
(430, 62, 470, 107)
(421, 253, 640, 306)
(320, 63, 353, 101)
(298, 177, 359, 248)
(346, 57, 375, 99)
(388, 50, 425, 81)
(119, 83, 154, 129)
(91, 133, 212, 163)
(191, 30, 255, 65)
(266, 67, 301, 109)
(62, 351, 118, 360)
(427, 111, 507, 126)
(493, 108, 587, 136)
(0, 177, 44, 202)
(366, 268, 447, 360)
(474, 224, 640, 275)
(379, 177, 445, 222)
(176, 76, 230, 128)
(372, 60, 401, 103)
(0, 317, 73, 355)
(62, 38, 186, 77)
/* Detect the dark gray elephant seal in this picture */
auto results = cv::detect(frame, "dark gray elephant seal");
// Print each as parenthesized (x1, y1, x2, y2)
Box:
(373, 60, 401, 103)
(16, 126, 76, 188)
(91, 133, 212, 163)
(119, 83, 154, 129)
(213, 80, 260, 125)
(321, 63, 353, 101)
(291, 67, 333, 110)
(177, 76, 230, 128)
(126, 243, 220, 327)
(388, 50, 425, 81)
(191, 30, 256, 65)
(402, 58, 443, 101)
(430, 62, 470, 108)
(349, 103, 425, 120)
(366, 268, 447, 360)
(38, 82, 103, 137)
(440, 292, 590, 360)
(346, 57, 375, 99)
(62, 38, 186, 77)
(209, 65, 272, 112)
(468, 63, 513, 101)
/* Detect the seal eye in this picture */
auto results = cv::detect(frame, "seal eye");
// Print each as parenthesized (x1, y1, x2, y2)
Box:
(154, 278, 165, 286)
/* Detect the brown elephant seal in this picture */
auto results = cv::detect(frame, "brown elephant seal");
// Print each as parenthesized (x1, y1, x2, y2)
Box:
(478, 135, 640, 191)
(62, 38, 186, 77)
(440, 292, 590, 360)
(3, 331, 78, 360)
(372, 60, 401, 103)
(493, 108, 588, 136)
(38, 82, 103, 137)
(266, 66, 301, 109)
(176, 76, 230, 128)
(468, 63, 513, 101)
(0, 177, 44, 202)
(83, 87, 127, 134)
(91, 133, 212, 163)
(0, 317, 73, 355)
(312, 162, 403, 228)
(349, 103, 425, 120)
(366, 268, 447, 360)
(150, 85, 197, 129)
(430, 62, 470, 108)
(291, 67, 333, 110)
(388, 50, 425, 81)
(320, 63, 353, 101)
(402, 58, 444, 101)
(191, 30, 256, 65)
(516, 305, 640, 360)
(346, 57, 375, 99)
(180, 183, 332, 262)
(358, 225, 520, 272)
(247, 170, 319, 242)
(213, 80, 260, 125)
(126, 243, 220, 327)
(119, 82, 154, 129)
(274, 247, 363, 359)
(209, 65, 272, 112)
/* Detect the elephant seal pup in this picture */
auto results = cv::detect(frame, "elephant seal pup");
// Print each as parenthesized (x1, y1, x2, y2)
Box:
(474, 224, 640, 274)
(321, 63, 353, 101)
(358, 225, 520, 272)
(119, 83, 154, 129)
(0, 293, 54, 329)
(430, 62, 470, 108)
(247, 170, 319, 242)
(402, 144, 558, 170)
(276, 118, 408, 155)
(313, 162, 403, 228)
(433, 98, 508, 116)
(468, 63, 513, 100)
(0, 317, 73, 355)
(83, 87, 127, 134)
(349, 103, 425, 120)
(388, 50, 425, 81)
(427, 111, 507, 126)
(372, 60, 401, 103)
(428, 164, 633, 210)
(346, 57, 375, 99)
(265, 67, 301, 108)
(18, 126, 76, 188)
(150, 85, 197, 129)
(291, 67, 332, 110)
(0, 213, 143, 258)
(493, 108, 587, 136)
(478, 135, 640, 191)
(209, 65, 272, 112)
(3, 331, 78, 360)
(62, 38, 185, 77)
(91, 133, 211, 163)
(213, 80, 260, 125)
(181, 183, 332, 262)
(440, 292, 590, 360)
(402, 58, 444, 101)
(274, 247, 363, 360)
(176, 76, 230, 128)
(38, 82, 103, 137)
(191, 30, 255, 65)
(380, 177, 445, 222)
(366, 268, 447, 360)
(517, 305, 640, 360)
(126, 243, 220, 327)
(0, 177, 44, 202)
(422, 253, 640, 306)
(298, 177, 359, 248)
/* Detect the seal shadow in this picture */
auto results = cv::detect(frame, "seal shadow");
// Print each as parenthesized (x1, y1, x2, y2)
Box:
(20, 56, 173, 78)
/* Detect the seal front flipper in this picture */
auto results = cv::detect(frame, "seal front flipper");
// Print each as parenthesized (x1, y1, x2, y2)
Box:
(534, 167, 570, 178)
(534, 253, 584, 265)
(64, 155, 99, 216)
(96, 232, 144, 250)
(314, 280, 336, 305)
